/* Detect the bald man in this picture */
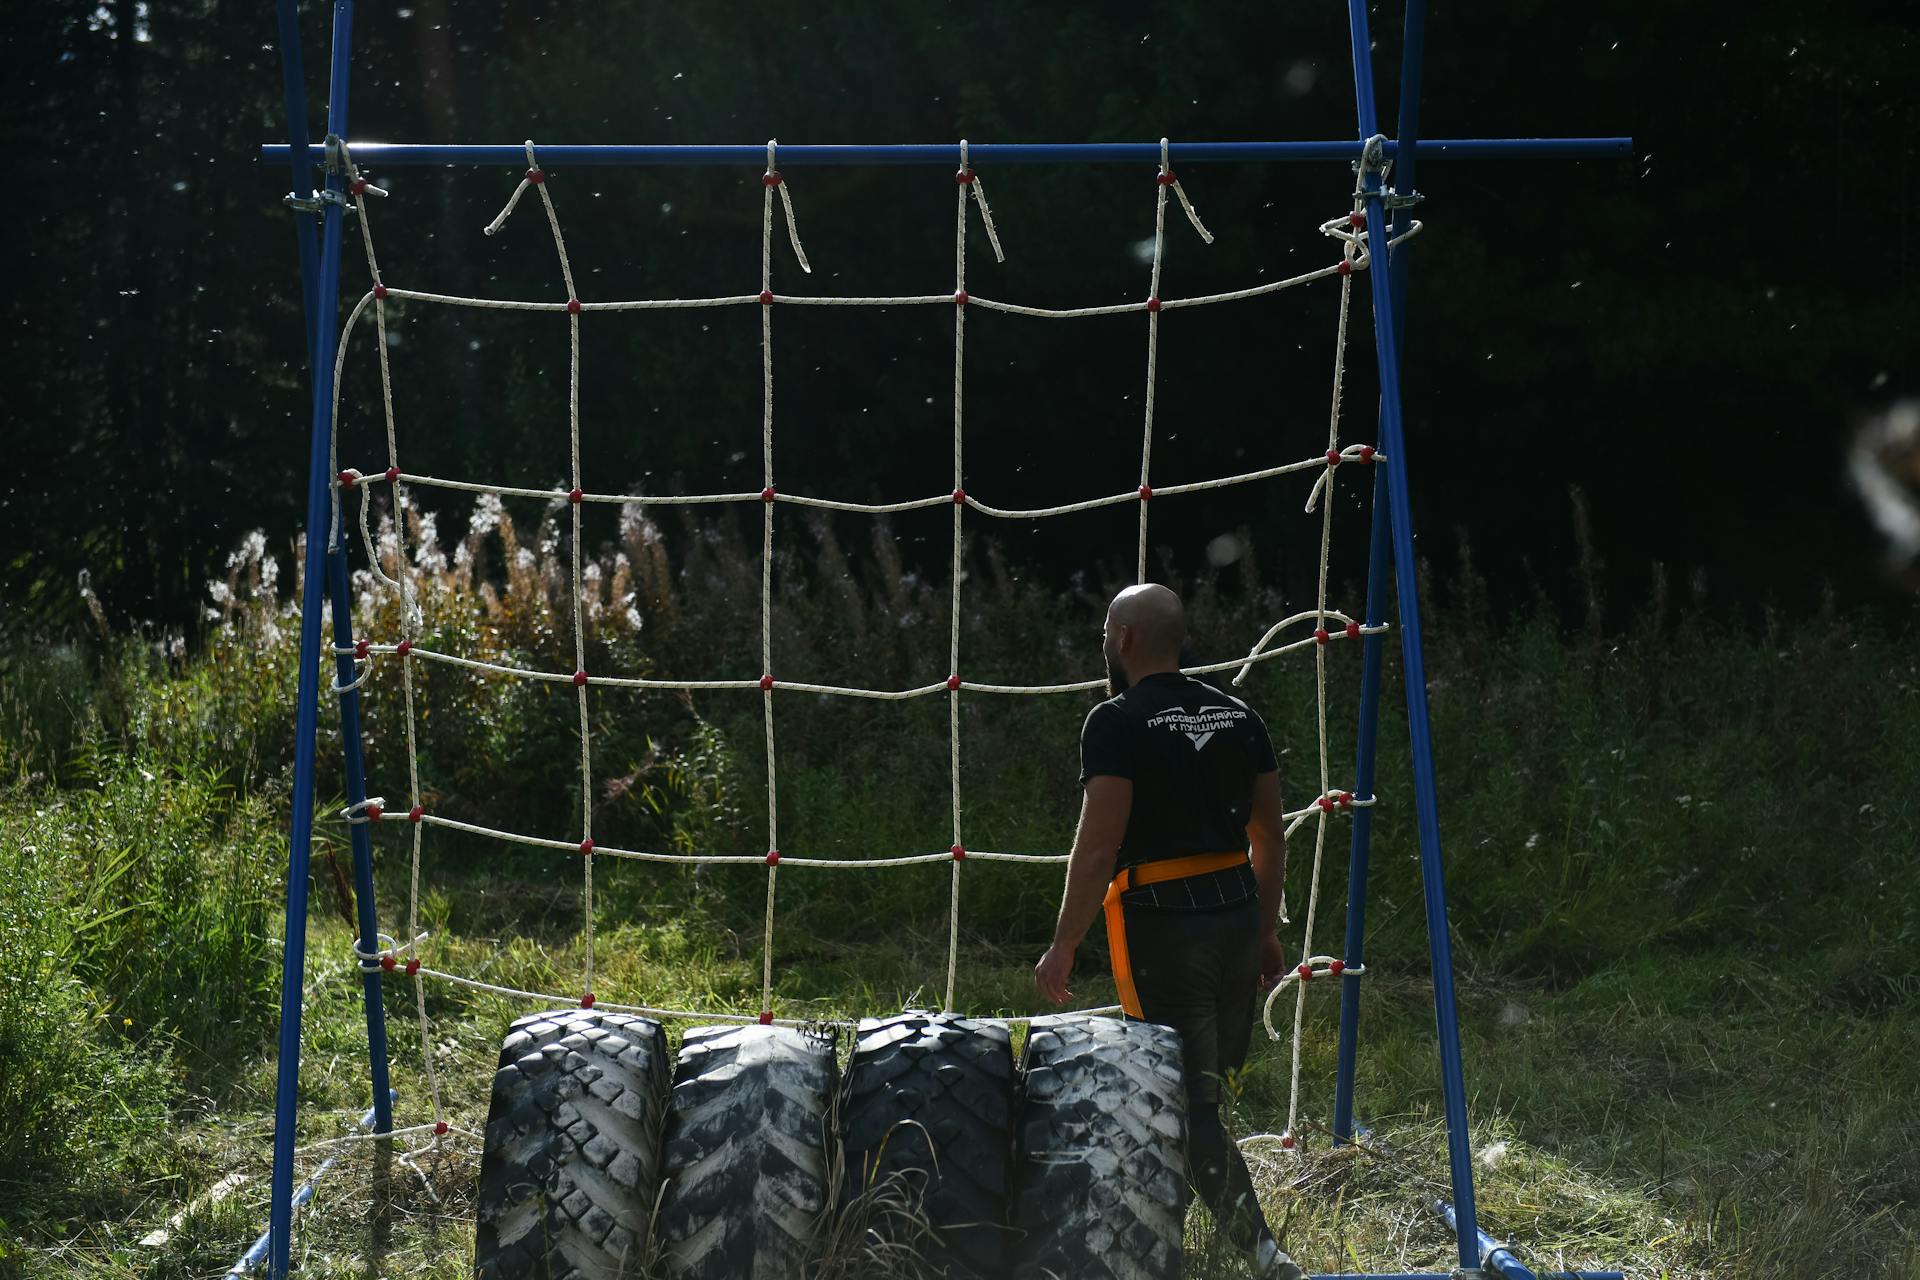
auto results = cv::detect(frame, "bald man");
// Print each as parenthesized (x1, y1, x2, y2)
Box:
(1034, 583, 1299, 1279)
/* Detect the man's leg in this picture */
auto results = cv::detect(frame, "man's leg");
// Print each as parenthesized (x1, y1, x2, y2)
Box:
(1123, 902, 1289, 1270)
(1206, 900, 1282, 1260)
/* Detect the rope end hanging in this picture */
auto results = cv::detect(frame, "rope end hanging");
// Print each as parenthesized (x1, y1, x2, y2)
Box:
(482, 177, 529, 237)
(341, 142, 389, 203)
(1304, 468, 1331, 515)
(483, 140, 544, 237)
(766, 141, 813, 274)
(1159, 138, 1214, 245)
(958, 140, 1007, 264)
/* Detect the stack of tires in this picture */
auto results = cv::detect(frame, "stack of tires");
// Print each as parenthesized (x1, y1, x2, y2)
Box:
(474, 1009, 1190, 1280)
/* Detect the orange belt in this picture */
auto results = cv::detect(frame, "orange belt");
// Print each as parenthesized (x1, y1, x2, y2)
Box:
(1102, 851, 1251, 1017)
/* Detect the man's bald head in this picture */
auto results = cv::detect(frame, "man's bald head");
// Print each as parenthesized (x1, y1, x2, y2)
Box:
(1104, 584, 1185, 693)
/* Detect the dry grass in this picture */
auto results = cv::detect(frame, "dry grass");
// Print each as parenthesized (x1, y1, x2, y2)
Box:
(46, 908, 1904, 1280)
(809, 1113, 943, 1280)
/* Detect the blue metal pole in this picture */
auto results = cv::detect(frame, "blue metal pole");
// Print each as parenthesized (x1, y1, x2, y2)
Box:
(1331, 466, 1392, 1149)
(267, 2, 358, 1276)
(1345, 0, 1481, 1270)
(260, 137, 1632, 169)
(326, 542, 392, 1131)
(1332, 0, 1428, 1149)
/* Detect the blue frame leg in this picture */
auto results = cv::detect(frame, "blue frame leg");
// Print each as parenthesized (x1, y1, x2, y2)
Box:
(1332, 463, 1392, 1144)
(1345, 0, 1480, 1268)
(264, 188, 342, 1280)
(325, 540, 393, 1127)
(1332, 0, 1428, 1149)
(268, 3, 362, 1276)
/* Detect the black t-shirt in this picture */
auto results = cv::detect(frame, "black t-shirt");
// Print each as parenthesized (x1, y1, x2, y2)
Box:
(1079, 673, 1278, 905)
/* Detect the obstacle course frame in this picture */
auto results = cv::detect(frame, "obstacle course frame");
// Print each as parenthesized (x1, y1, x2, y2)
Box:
(257, 2, 1631, 1277)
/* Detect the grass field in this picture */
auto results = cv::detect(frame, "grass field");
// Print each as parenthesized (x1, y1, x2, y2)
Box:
(1, 511, 1915, 1278)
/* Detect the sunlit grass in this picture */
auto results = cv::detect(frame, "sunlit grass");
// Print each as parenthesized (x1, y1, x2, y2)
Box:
(2, 513, 1916, 1277)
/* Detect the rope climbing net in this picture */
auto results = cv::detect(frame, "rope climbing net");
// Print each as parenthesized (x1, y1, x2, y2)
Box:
(320, 137, 1418, 1159)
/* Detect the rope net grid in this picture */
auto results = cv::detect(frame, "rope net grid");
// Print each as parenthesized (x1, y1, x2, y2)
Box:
(316, 136, 1413, 1159)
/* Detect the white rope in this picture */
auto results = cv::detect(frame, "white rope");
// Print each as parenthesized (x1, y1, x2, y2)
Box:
(357, 253, 1361, 318)
(291, 1121, 478, 1157)
(759, 142, 786, 1021)
(337, 797, 385, 825)
(363, 952, 1121, 1029)
(338, 145, 450, 1137)
(335, 608, 1382, 697)
(351, 481, 403, 593)
(483, 142, 598, 1004)
(333, 443, 1387, 520)
(767, 139, 813, 274)
(1136, 137, 1222, 580)
(345, 152, 449, 1143)
(419, 811, 1073, 865)
(1258, 166, 1378, 1156)
(363, 804, 1357, 868)
(944, 142, 972, 1012)
(958, 139, 1006, 264)
(1158, 139, 1215, 246)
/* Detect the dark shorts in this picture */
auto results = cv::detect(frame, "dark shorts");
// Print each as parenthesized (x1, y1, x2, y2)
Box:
(1120, 897, 1261, 1106)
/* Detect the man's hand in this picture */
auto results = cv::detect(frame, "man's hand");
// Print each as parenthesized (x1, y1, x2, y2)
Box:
(1258, 934, 1287, 990)
(1040, 778, 1128, 1009)
(1034, 942, 1075, 1006)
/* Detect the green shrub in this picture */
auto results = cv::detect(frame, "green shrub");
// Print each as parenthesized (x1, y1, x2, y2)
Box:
(0, 789, 173, 1222)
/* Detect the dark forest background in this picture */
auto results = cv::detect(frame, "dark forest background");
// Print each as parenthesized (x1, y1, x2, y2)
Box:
(3, 0, 1917, 632)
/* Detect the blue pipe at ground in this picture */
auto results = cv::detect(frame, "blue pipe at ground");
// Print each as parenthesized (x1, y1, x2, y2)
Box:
(1308, 1274, 1622, 1280)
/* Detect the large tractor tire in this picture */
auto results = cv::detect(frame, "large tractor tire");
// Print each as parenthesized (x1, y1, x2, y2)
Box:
(474, 1009, 670, 1280)
(1011, 1014, 1190, 1280)
(839, 1012, 1015, 1277)
(490, 1008, 635, 1068)
(653, 1023, 837, 1279)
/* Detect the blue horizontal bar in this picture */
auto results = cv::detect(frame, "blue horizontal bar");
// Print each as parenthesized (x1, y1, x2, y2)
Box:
(260, 137, 1631, 169)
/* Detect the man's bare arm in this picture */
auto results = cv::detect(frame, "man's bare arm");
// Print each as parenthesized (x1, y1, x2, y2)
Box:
(1247, 769, 1288, 935)
(1053, 775, 1132, 947)
(1034, 775, 1131, 1004)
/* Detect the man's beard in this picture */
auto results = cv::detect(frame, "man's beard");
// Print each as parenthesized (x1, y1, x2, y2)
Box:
(1105, 655, 1130, 698)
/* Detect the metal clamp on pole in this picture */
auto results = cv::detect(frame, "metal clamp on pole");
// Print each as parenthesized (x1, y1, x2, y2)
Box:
(1352, 134, 1423, 209)
(285, 136, 374, 216)
(283, 188, 358, 216)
